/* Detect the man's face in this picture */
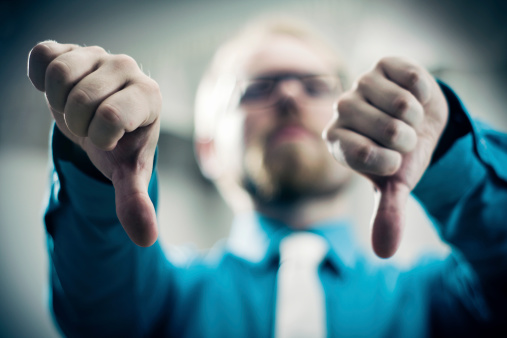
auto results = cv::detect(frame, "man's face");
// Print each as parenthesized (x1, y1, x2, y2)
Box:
(214, 34, 352, 204)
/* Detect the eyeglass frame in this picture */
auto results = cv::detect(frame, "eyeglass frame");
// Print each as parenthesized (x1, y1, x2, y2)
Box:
(232, 72, 343, 110)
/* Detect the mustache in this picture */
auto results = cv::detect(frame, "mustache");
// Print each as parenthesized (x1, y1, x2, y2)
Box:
(263, 122, 321, 145)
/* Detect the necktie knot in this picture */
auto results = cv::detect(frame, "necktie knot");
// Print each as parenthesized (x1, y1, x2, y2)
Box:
(279, 232, 329, 266)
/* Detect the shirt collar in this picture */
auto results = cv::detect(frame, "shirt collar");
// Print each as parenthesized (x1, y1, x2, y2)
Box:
(226, 212, 361, 274)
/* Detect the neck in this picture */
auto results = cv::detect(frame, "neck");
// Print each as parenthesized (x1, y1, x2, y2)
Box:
(254, 189, 349, 230)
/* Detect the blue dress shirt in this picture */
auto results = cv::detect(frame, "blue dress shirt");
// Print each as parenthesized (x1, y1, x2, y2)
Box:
(44, 84, 507, 337)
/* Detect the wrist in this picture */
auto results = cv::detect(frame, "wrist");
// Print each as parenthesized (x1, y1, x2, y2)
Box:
(53, 124, 111, 184)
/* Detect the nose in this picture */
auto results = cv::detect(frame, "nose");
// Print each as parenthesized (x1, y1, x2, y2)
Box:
(273, 79, 303, 116)
(275, 78, 304, 100)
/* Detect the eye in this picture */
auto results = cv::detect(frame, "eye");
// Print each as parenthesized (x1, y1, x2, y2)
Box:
(240, 80, 275, 102)
(302, 76, 336, 97)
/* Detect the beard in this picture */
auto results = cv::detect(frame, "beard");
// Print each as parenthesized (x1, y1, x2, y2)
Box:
(243, 132, 339, 205)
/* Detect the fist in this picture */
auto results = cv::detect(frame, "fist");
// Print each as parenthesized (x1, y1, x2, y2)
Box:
(324, 56, 448, 258)
(27, 41, 162, 247)
(28, 41, 161, 150)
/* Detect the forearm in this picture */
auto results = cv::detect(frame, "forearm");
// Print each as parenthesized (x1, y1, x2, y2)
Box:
(45, 124, 171, 337)
(412, 84, 507, 320)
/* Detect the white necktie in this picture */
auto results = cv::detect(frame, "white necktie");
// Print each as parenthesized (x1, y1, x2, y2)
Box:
(275, 232, 329, 338)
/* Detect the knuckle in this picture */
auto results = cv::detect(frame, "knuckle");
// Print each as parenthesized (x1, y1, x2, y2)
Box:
(30, 42, 54, 63)
(96, 103, 122, 127)
(391, 94, 410, 119)
(323, 125, 338, 142)
(406, 68, 421, 88)
(376, 57, 392, 70)
(353, 144, 374, 167)
(356, 75, 372, 92)
(336, 94, 355, 116)
(69, 88, 93, 107)
(86, 45, 106, 55)
(46, 59, 72, 84)
(109, 54, 138, 71)
(383, 120, 401, 145)
(136, 78, 160, 95)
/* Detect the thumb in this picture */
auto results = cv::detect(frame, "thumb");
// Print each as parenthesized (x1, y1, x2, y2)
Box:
(112, 169, 158, 247)
(370, 181, 410, 258)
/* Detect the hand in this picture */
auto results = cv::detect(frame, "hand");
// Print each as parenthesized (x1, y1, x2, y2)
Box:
(323, 57, 448, 258)
(27, 41, 162, 247)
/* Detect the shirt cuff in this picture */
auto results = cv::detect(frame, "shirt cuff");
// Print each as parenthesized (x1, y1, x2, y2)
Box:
(430, 81, 473, 165)
(412, 82, 506, 215)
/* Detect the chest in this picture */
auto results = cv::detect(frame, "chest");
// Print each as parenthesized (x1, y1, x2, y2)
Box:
(161, 258, 427, 338)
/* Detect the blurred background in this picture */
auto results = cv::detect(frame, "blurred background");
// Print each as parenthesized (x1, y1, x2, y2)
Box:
(1, 0, 506, 336)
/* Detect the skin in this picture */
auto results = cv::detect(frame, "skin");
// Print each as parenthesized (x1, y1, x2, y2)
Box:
(27, 41, 161, 247)
(210, 35, 354, 227)
(27, 35, 448, 258)
(209, 35, 448, 257)
(325, 57, 449, 257)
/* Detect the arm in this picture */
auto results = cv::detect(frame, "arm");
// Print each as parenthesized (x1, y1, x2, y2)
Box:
(28, 41, 160, 246)
(323, 56, 449, 258)
(412, 83, 507, 329)
(46, 127, 173, 337)
(322, 57, 505, 330)
(28, 41, 173, 336)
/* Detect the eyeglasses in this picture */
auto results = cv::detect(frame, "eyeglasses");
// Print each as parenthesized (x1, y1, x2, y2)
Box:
(237, 73, 341, 109)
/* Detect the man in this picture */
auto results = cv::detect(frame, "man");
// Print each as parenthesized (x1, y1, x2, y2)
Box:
(27, 17, 506, 337)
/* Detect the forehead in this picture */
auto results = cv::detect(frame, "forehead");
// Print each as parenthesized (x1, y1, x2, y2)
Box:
(238, 34, 334, 78)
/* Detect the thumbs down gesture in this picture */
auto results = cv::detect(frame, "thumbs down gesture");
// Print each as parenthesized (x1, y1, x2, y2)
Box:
(323, 57, 449, 258)
(28, 41, 162, 247)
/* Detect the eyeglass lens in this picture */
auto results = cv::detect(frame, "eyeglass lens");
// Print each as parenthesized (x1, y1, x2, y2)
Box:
(239, 74, 339, 108)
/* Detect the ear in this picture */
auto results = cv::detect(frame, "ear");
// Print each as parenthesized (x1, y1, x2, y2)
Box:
(195, 137, 222, 180)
